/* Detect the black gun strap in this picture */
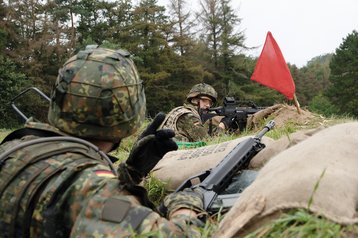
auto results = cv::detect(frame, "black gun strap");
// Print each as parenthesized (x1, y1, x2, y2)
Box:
(208, 119, 213, 136)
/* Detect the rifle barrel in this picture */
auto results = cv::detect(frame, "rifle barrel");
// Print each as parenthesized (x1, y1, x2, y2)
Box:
(255, 120, 275, 140)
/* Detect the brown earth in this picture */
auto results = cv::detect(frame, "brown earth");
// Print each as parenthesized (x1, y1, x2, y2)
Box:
(247, 104, 325, 131)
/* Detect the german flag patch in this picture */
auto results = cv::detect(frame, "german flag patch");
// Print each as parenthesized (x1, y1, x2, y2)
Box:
(94, 170, 116, 178)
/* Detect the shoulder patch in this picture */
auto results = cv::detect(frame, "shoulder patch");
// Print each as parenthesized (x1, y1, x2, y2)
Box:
(101, 198, 131, 223)
(94, 170, 116, 178)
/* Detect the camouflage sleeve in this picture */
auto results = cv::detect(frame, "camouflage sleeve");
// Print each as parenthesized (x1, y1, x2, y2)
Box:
(69, 171, 203, 237)
(176, 113, 210, 141)
(135, 209, 203, 237)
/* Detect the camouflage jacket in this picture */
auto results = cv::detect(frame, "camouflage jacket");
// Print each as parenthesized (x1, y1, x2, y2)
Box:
(0, 122, 203, 237)
(160, 103, 223, 142)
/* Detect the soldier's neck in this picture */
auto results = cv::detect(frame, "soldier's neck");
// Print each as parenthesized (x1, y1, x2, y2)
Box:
(88, 139, 115, 153)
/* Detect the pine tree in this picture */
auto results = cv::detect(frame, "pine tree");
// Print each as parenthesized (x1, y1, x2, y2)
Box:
(326, 30, 358, 117)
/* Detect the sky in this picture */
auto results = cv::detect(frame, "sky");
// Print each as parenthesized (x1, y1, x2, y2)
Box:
(157, 0, 358, 67)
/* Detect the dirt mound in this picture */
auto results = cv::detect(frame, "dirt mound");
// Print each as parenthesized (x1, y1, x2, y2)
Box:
(271, 104, 318, 127)
(248, 104, 322, 130)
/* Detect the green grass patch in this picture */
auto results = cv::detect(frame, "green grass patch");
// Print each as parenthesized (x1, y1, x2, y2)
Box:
(244, 209, 358, 238)
(0, 129, 12, 142)
(144, 175, 169, 207)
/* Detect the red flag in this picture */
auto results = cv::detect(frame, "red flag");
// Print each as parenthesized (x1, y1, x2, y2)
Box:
(251, 31, 295, 100)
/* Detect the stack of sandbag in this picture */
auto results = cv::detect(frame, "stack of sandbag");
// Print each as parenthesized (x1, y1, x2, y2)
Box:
(249, 127, 322, 169)
(214, 122, 358, 238)
(152, 126, 322, 190)
(152, 136, 274, 190)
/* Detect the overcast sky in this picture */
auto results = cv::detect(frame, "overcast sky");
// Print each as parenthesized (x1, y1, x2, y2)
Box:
(157, 0, 358, 67)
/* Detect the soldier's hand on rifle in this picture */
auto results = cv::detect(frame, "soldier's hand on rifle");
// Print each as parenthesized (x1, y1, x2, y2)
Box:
(162, 188, 206, 219)
(119, 112, 178, 184)
(220, 117, 239, 132)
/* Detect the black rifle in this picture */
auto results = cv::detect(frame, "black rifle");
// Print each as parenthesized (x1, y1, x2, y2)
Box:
(172, 120, 275, 213)
(201, 96, 266, 132)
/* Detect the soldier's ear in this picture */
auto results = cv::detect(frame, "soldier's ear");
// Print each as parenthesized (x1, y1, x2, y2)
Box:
(191, 98, 199, 105)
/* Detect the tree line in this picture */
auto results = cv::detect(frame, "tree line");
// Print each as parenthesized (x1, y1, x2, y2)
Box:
(0, 0, 357, 128)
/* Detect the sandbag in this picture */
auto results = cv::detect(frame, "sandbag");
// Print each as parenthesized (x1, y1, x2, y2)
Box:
(152, 136, 275, 190)
(249, 127, 322, 169)
(214, 122, 358, 238)
(153, 126, 322, 190)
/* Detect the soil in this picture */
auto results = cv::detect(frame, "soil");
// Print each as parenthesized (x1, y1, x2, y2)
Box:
(270, 104, 321, 128)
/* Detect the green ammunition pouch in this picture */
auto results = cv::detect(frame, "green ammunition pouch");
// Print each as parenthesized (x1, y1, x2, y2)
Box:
(176, 141, 207, 149)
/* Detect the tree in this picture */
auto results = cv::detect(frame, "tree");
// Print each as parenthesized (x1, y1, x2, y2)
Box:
(294, 55, 332, 106)
(219, 0, 245, 72)
(0, 56, 30, 127)
(197, 0, 221, 68)
(326, 30, 358, 117)
(104, 0, 134, 49)
(167, 0, 194, 55)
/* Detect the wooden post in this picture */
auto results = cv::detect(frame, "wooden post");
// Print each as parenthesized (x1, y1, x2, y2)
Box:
(293, 93, 301, 114)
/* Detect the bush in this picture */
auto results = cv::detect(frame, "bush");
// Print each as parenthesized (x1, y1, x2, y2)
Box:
(308, 94, 338, 117)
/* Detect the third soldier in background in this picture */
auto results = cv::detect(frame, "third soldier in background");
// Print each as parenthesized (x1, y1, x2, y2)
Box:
(160, 83, 227, 142)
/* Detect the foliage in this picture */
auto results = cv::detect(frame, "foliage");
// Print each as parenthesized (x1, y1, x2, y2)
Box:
(0, 128, 11, 141)
(326, 30, 358, 117)
(143, 175, 169, 206)
(0, 56, 30, 128)
(293, 54, 332, 106)
(308, 93, 339, 117)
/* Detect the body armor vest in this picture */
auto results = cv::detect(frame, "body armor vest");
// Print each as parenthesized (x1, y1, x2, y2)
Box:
(160, 105, 201, 141)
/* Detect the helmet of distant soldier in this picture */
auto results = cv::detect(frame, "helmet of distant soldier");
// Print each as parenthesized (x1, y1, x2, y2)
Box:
(186, 83, 218, 104)
(48, 45, 146, 143)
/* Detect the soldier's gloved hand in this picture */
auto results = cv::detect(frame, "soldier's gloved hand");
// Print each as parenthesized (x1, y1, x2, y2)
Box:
(162, 188, 206, 219)
(118, 112, 178, 184)
(220, 117, 238, 131)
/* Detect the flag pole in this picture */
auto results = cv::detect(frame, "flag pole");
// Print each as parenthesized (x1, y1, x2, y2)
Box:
(293, 93, 301, 114)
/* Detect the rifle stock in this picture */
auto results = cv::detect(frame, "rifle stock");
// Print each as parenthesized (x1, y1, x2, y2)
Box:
(175, 120, 275, 213)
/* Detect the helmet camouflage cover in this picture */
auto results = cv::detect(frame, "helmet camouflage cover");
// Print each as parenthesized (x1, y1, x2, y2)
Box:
(48, 46, 146, 142)
(186, 83, 217, 104)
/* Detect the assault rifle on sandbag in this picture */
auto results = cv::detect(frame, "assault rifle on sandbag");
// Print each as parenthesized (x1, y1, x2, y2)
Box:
(163, 120, 275, 214)
(201, 96, 267, 132)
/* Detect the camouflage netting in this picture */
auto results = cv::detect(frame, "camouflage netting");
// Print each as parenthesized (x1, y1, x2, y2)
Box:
(214, 122, 358, 238)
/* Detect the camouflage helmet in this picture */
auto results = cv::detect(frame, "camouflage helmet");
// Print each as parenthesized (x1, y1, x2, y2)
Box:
(48, 45, 146, 142)
(186, 83, 217, 104)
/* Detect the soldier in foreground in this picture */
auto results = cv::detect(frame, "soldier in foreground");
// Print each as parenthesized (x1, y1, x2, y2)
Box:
(160, 83, 226, 142)
(0, 46, 205, 237)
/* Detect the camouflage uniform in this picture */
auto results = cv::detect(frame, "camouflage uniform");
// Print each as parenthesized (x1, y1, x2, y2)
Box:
(161, 103, 209, 142)
(161, 83, 223, 142)
(0, 46, 204, 237)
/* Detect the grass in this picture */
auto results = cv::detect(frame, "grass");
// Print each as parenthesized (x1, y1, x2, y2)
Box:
(0, 129, 12, 141)
(244, 209, 358, 238)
